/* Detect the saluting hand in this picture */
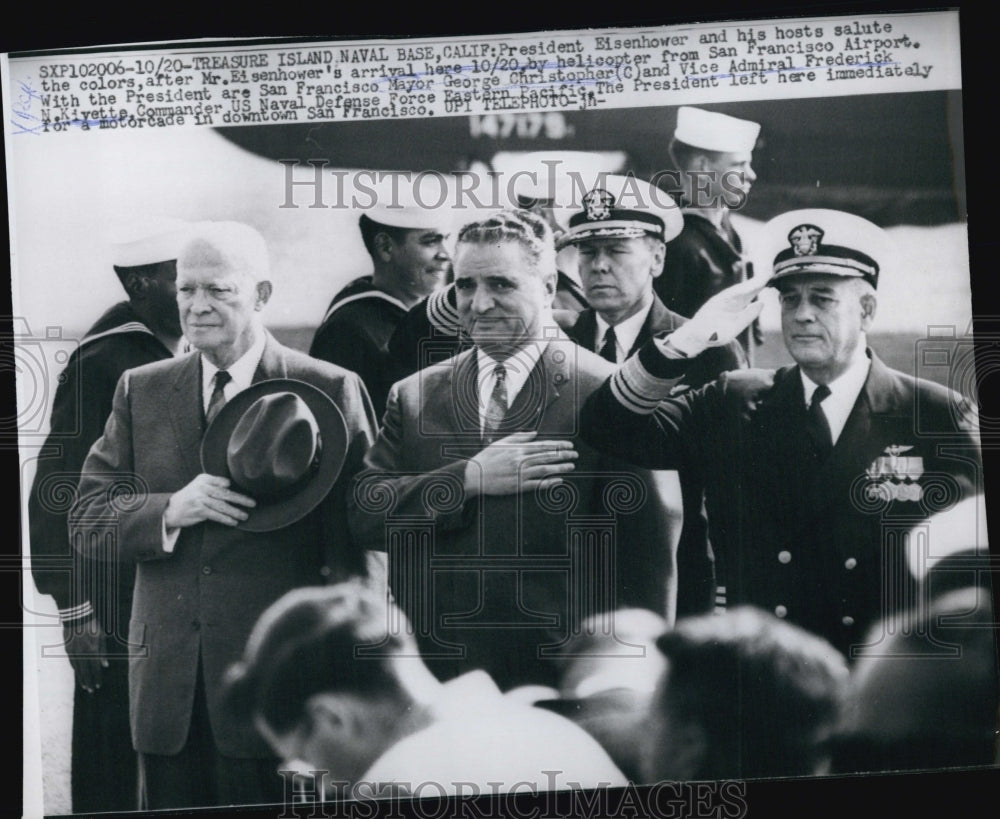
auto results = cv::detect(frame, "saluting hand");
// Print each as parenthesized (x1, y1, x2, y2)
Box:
(665, 274, 772, 357)
(464, 431, 578, 497)
(164, 474, 256, 528)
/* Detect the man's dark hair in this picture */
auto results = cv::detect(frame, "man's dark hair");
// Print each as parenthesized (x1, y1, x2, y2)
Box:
(653, 607, 848, 780)
(222, 582, 411, 734)
(828, 587, 999, 774)
(358, 214, 411, 258)
(457, 209, 556, 278)
(668, 138, 731, 171)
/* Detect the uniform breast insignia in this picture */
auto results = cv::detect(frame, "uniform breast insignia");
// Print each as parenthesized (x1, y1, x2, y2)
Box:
(864, 444, 925, 502)
(582, 188, 615, 221)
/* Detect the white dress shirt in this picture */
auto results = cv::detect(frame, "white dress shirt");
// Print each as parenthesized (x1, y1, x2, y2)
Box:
(164, 331, 268, 551)
(799, 342, 871, 446)
(199, 330, 267, 415)
(476, 342, 548, 435)
(594, 302, 651, 363)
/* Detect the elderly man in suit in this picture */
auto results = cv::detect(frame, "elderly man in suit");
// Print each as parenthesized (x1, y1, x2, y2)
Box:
(562, 176, 746, 616)
(68, 221, 379, 810)
(581, 209, 982, 658)
(348, 209, 675, 692)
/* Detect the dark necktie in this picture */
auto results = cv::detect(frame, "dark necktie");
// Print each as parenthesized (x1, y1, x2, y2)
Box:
(206, 370, 232, 426)
(482, 364, 508, 445)
(599, 326, 618, 363)
(806, 384, 833, 457)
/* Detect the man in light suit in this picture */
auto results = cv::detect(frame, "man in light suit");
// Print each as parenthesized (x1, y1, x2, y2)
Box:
(581, 209, 982, 658)
(348, 209, 675, 692)
(69, 221, 379, 810)
(562, 176, 746, 616)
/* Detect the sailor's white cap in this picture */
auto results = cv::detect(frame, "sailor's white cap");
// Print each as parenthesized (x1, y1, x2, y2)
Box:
(674, 106, 761, 154)
(362, 174, 455, 232)
(109, 217, 194, 268)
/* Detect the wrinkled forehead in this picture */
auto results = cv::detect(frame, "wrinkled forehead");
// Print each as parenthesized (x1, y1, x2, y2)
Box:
(178, 243, 258, 286)
(776, 273, 855, 295)
(178, 232, 268, 284)
(454, 239, 538, 276)
(577, 235, 658, 252)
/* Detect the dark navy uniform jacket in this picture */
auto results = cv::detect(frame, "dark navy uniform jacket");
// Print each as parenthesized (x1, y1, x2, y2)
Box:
(582, 345, 982, 657)
(655, 210, 760, 358)
(310, 276, 410, 417)
(567, 295, 746, 616)
(27, 301, 175, 813)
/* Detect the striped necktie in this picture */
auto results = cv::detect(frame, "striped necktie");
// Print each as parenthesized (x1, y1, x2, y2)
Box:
(482, 364, 508, 445)
(206, 370, 232, 426)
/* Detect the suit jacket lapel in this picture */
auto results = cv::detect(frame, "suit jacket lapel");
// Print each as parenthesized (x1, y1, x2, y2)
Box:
(452, 348, 482, 436)
(251, 332, 289, 383)
(171, 333, 287, 480)
(632, 296, 679, 356)
(567, 310, 597, 351)
(169, 353, 208, 478)
(494, 340, 565, 437)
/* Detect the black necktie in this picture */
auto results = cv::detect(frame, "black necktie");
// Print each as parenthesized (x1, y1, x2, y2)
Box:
(206, 370, 232, 426)
(806, 384, 833, 457)
(482, 364, 508, 445)
(599, 327, 618, 363)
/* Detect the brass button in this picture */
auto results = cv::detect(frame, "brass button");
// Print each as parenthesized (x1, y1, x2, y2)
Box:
(778, 551, 792, 564)
(842, 615, 855, 627)
(845, 558, 857, 570)
(774, 605, 787, 618)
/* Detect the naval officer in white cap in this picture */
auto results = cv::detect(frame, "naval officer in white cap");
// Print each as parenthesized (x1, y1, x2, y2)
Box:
(581, 208, 982, 658)
(310, 185, 453, 415)
(559, 175, 747, 617)
(656, 106, 762, 359)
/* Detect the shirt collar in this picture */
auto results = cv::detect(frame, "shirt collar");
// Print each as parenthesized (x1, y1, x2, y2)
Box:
(800, 342, 872, 444)
(594, 301, 652, 361)
(476, 340, 548, 410)
(201, 330, 267, 408)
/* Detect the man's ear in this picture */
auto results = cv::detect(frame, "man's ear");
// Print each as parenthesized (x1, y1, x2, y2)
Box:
(542, 269, 557, 306)
(305, 694, 348, 736)
(255, 280, 273, 311)
(860, 292, 877, 331)
(374, 232, 395, 264)
(650, 240, 666, 279)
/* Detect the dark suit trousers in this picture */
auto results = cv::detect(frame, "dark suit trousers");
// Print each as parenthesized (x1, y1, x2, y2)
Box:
(138, 661, 284, 810)
(71, 656, 136, 812)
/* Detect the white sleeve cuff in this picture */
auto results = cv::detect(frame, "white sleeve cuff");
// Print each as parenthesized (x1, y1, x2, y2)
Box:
(162, 518, 181, 554)
(58, 602, 94, 624)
